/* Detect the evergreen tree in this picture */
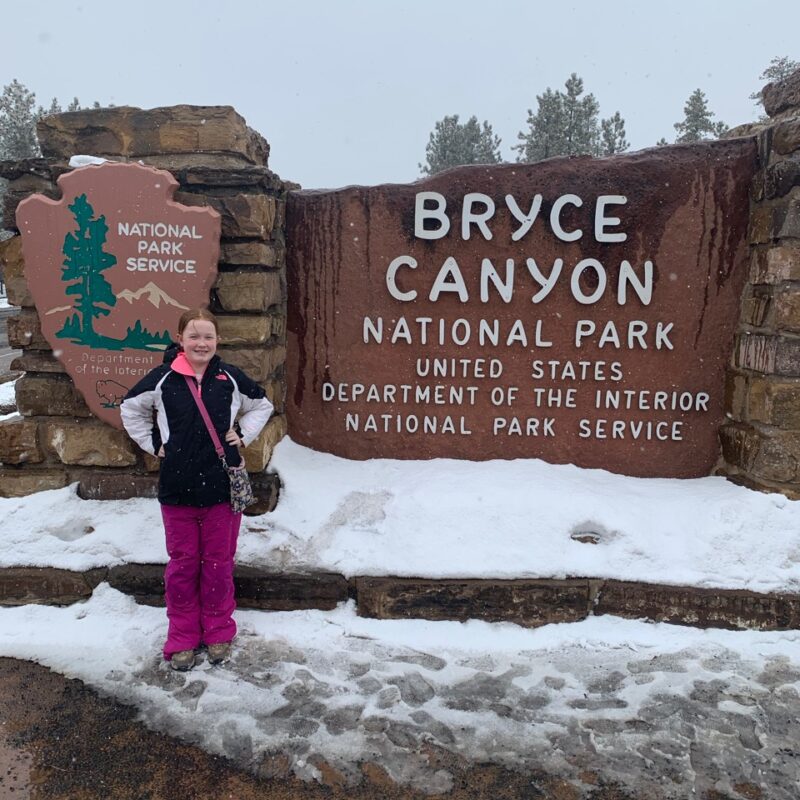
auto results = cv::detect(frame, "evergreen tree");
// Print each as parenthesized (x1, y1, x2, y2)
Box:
(673, 89, 727, 143)
(36, 96, 83, 119)
(0, 80, 97, 161)
(38, 97, 62, 117)
(600, 111, 629, 155)
(562, 74, 599, 156)
(516, 73, 627, 162)
(515, 88, 566, 162)
(420, 114, 501, 175)
(0, 80, 39, 160)
(60, 194, 117, 343)
(711, 120, 729, 138)
(750, 56, 799, 107)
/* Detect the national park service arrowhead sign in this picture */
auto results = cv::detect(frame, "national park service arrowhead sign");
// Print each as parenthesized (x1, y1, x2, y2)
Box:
(17, 162, 221, 427)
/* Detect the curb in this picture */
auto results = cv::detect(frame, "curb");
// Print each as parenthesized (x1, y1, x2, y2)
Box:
(1, 565, 799, 632)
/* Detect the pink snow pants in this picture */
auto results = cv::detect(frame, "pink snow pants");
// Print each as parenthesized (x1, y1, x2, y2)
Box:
(160, 502, 242, 659)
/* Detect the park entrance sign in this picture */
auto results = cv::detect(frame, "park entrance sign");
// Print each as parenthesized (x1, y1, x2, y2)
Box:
(287, 142, 757, 478)
(17, 162, 220, 427)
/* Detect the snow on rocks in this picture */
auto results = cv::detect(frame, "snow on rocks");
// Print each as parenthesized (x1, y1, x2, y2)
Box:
(68, 155, 108, 168)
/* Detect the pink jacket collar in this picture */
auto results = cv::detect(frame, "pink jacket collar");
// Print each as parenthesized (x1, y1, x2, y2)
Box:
(170, 352, 198, 377)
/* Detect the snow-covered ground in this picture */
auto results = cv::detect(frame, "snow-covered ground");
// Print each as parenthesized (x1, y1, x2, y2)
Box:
(0, 377, 16, 413)
(1, 438, 798, 592)
(0, 439, 799, 796)
(1, 586, 799, 797)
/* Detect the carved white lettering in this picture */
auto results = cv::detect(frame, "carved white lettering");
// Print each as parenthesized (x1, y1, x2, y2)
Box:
(594, 195, 628, 243)
(462, 193, 495, 241)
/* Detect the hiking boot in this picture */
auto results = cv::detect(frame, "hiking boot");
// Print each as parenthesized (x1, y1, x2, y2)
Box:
(207, 642, 231, 665)
(170, 650, 196, 671)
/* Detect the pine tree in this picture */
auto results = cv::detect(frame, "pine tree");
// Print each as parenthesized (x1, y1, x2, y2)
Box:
(0, 80, 96, 161)
(562, 74, 599, 156)
(0, 80, 40, 160)
(600, 111, 629, 155)
(516, 73, 626, 162)
(673, 89, 727, 143)
(420, 114, 501, 175)
(36, 96, 85, 119)
(750, 56, 799, 107)
(711, 120, 729, 138)
(38, 98, 62, 117)
(515, 88, 566, 162)
(60, 194, 117, 343)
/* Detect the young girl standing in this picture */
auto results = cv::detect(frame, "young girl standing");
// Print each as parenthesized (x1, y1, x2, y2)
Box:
(121, 308, 273, 670)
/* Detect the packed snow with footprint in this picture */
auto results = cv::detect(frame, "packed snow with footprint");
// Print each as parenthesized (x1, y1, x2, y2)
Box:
(1, 586, 800, 798)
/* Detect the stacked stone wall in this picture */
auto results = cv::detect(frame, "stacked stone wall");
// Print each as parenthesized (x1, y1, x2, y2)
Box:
(0, 106, 288, 512)
(0, 97, 797, 506)
(720, 71, 800, 498)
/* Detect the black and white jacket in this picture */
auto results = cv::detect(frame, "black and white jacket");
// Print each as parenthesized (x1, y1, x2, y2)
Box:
(120, 350, 273, 507)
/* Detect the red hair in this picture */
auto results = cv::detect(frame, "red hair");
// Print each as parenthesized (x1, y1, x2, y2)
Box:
(177, 308, 218, 335)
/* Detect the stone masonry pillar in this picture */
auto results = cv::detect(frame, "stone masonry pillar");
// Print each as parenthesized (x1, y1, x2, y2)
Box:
(0, 106, 288, 512)
(720, 71, 800, 498)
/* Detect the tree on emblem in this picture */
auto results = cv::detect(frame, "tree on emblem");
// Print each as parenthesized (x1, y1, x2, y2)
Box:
(58, 194, 117, 345)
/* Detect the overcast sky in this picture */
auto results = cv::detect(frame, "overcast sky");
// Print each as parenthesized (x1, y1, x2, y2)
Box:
(2, 1, 798, 189)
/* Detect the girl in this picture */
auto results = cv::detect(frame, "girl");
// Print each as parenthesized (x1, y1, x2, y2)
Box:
(121, 308, 273, 670)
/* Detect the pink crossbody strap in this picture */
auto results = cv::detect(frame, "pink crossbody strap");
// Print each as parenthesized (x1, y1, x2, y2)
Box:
(184, 376, 226, 460)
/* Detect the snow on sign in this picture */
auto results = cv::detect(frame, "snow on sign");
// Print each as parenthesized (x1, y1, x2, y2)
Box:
(17, 162, 220, 427)
(287, 141, 757, 477)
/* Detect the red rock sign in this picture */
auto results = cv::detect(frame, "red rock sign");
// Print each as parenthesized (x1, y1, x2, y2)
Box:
(287, 142, 757, 478)
(17, 162, 220, 427)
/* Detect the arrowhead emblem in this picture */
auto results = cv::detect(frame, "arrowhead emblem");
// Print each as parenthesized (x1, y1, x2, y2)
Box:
(17, 162, 221, 427)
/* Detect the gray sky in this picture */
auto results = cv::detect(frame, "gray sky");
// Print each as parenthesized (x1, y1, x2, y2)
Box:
(3, 0, 798, 189)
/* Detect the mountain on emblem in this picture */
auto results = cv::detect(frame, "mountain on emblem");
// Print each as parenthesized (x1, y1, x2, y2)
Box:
(16, 161, 220, 428)
(117, 282, 189, 311)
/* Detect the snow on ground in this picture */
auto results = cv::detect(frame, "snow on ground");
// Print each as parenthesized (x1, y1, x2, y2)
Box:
(1, 440, 800, 795)
(0, 585, 799, 797)
(0, 378, 18, 422)
(0, 377, 16, 406)
(1, 437, 798, 592)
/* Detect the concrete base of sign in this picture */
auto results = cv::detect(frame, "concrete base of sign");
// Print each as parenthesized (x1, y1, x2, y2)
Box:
(2, 565, 799, 632)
